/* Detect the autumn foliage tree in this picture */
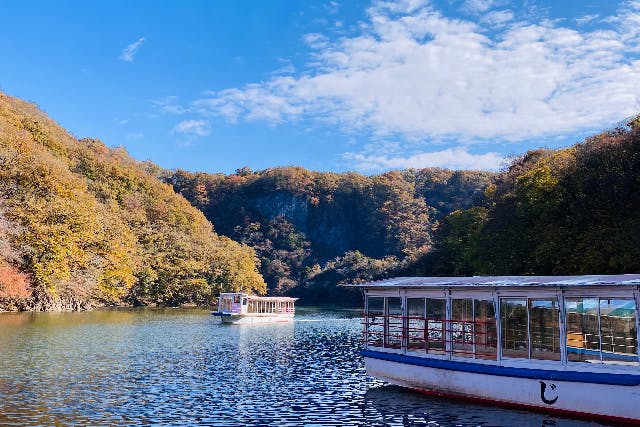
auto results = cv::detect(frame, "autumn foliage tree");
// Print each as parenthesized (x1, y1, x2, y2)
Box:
(416, 117, 640, 277)
(0, 91, 264, 310)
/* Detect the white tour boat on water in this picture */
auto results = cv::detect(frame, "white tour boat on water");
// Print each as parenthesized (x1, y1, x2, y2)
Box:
(211, 293, 297, 324)
(353, 275, 640, 424)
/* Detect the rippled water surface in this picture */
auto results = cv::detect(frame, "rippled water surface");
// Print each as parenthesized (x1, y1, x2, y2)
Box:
(0, 308, 604, 426)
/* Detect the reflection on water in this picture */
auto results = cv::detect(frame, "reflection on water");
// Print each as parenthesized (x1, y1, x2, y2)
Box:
(0, 307, 605, 426)
(364, 386, 604, 427)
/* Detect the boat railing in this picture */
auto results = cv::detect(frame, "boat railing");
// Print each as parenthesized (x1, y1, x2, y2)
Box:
(363, 312, 638, 364)
(362, 313, 498, 357)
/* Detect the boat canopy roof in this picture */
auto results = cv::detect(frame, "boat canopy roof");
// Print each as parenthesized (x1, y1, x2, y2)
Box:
(219, 293, 297, 301)
(349, 274, 640, 289)
(246, 296, 298, 302)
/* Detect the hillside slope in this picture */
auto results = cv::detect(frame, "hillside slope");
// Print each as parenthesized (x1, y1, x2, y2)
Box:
(0, 92, 264, 310)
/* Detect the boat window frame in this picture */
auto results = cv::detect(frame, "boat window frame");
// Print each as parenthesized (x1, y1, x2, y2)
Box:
(363, 285, 640, 368)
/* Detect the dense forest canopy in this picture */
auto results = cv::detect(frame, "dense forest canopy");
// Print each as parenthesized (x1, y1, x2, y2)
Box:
(163, 166, 492, 304)
(0, 92, 264, 310)
(414, 117, 640, 277)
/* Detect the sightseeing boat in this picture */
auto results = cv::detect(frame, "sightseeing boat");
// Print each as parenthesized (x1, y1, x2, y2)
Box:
(353, 275, 640, 423)
(211, 293, 297, 324)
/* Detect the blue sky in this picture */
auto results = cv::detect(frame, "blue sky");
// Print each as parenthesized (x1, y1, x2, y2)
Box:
(1, 0, 638, 174)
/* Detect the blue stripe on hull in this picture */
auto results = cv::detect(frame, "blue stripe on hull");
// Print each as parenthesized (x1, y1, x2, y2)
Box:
(361, 349, 640, 386)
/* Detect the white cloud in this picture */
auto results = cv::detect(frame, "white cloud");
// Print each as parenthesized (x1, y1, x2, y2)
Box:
(171, 119, 210, 137)
(480, 9, 514, 26)
(575, 14, 599, 25)
(345, 147, 504, 171)
(120, 37, 146, 62)
(464, 0, 497, 14)
(326, 1, 340, 14)
(190, 1, 640, 145)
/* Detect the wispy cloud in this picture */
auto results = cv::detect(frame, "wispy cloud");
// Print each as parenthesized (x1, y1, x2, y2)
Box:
(190, 1, 640, 145)
(120, 37, 146, 62)
(575, 14, 599, 25)
(152, 96, 187, 114)
(326, 1, 340, 14)
(171, 119, 210, 137)
(463, 0, 498, 14)
(480, 9, 514, 26)
(345, 148, 505, 171)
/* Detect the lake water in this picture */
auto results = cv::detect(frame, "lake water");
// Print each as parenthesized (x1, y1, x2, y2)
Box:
(0, 307, 604, 426)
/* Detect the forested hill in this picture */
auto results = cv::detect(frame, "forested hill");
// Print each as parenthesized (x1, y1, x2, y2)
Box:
(0, 92, 264, 311)
(5, 89, 633, 311)
(414, 117, 640, 277)
(164, 167, 493, 303)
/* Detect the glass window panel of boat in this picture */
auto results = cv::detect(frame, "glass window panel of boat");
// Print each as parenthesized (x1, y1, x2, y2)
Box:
(599, 299, 638, 365)
(566, 298, 600, 362)
(529, 299, 560, 361)
(221, 296, 232, 312)
(426, 298, 446, 355)
(366, 297, 384, 347)
(474, 299, 497, 360)
(501, 299, 528, 358)
(386, 297, 403, 349)
(406, 298, 426, 352)
(452, 299, 474, 357)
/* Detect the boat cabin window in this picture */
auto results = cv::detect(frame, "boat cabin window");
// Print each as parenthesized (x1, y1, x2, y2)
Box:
(365, 290, 638, 367)
(233, 295, 241, 304)
(501, 299, 528, 359)
(220, 296, 232, 312)
(500, 298, 561, 361)
(407, 298, 426, 352)
(386, 297, 403, 349)
(426, 299, 446, 355)
(405, 298, 446, 355)
(451, 299, 473, 357)
(365, 297, 384, 348)
(242, 298, 248, 306)
(530, 299, 560, 361)
(566, 298, 638, 364)
(474, 299, 497, 360)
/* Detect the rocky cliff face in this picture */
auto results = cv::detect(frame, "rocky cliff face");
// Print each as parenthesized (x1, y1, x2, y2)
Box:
(166, 167, 493, 303)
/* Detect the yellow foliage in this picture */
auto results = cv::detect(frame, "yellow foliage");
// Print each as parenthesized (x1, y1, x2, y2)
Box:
(0, 91, 265, 308)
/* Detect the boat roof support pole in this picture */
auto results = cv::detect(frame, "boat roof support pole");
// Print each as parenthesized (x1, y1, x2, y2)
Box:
(364, 294, 370, 351)
(446, 288, 452, 360)
(635, 287, 640, 365)
(558, 288, 568, 365)
(597, 297, 603, 363)
(527, 297, 532, 360)
(402, 291, 408, 355)
(493, 290, 502, 362)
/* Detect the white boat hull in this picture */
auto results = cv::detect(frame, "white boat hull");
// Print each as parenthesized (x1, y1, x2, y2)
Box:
(364, 351, 640, 423)
(216, 313, 294, 325)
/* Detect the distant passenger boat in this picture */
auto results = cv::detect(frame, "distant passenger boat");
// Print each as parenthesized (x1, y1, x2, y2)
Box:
(351, 275, 640, 424)
(211, 293, 298, 324)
